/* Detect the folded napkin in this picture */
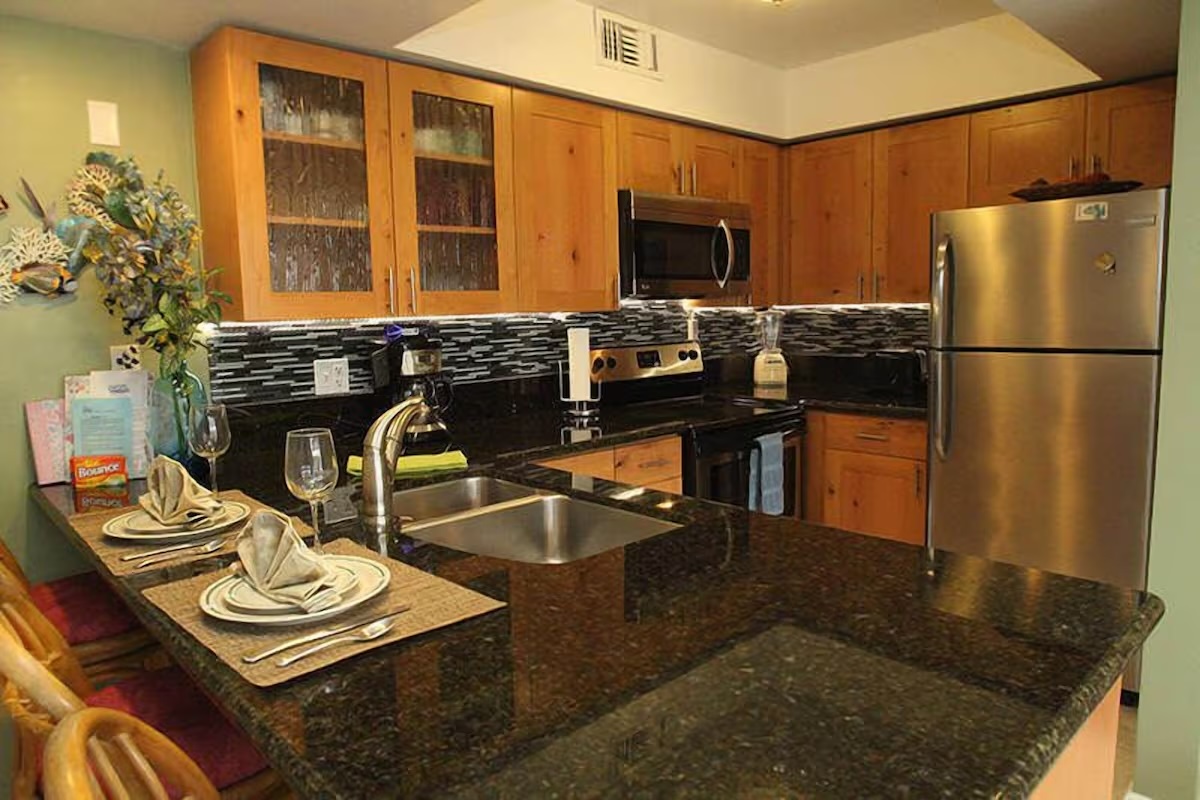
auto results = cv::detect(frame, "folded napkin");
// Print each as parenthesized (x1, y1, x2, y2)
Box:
(234, 510, 343, 614)
(138, 455, 224, 525)
(346, 450, 468, 477)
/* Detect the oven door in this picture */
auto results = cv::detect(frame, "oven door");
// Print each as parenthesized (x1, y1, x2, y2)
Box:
(619, 190, 751, 300)
(686, 426, 803, 518)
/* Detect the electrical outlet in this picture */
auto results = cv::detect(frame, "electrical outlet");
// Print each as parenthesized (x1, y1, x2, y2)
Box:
(313, 357, 350, 395)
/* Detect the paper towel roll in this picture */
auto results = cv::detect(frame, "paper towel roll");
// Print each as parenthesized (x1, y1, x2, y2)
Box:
(567, 328, 591, 401)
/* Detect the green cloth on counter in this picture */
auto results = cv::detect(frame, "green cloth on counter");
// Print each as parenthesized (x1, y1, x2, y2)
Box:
(346, 451, 468, 477)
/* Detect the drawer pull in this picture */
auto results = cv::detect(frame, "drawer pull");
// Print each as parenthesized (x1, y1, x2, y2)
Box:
(637, 458, 670, 470)
(855, 432, 890, 442)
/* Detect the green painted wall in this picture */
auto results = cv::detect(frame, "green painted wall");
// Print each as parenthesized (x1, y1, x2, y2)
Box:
(1136, 0, 1200, 797)
(0, 15, 197, 583)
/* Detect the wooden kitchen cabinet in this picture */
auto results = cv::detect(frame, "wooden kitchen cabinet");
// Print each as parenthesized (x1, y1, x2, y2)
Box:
(1086, 76, 1176, 188)
(741, 139, 785, 306)
(871, 117, 969, 303)
(824, 450, 926, 545)
(389, 63, 518, 315)
(617, 113, 680, 194)
(616, 113, 740, 200)
(968, 94, 1087, 206)
(787, 133, 873, 303)
(513, 91, 618, 312)
(535, 436, 682, 488)
(805, 411, 928, 546)
(191, 28, 397, 321)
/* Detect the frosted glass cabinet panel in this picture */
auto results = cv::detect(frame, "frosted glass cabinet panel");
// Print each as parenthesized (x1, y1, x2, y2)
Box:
(390, 64, 517, 314)
(191, 29, 394, 320)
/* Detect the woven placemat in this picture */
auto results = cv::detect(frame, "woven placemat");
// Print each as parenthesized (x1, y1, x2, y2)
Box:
(67, 490, 313, 577)
(141, 538, 506, 687)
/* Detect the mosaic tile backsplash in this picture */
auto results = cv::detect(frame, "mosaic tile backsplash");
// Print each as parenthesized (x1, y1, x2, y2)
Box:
(208, 304, 929, 404)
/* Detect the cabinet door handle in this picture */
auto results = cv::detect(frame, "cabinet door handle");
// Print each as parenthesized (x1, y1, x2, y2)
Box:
(855, 432, 889, 442)
(857, 273, 864, 302)
(678, 161, 686, 195)
(915, 464, 923, 497)
(408, 266, 417, 314)
(1092, 154, 1102, 173)
(386, 266, 396, 315)
(691, 162, 698, 196)
(873, 272, 881, 302)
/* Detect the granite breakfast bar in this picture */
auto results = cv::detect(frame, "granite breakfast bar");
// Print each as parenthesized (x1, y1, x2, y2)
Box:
(34, 457, 1162, 799)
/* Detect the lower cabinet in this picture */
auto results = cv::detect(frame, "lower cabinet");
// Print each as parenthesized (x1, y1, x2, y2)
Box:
(805, 412, 928, 546)
(535, 436, 682, 490)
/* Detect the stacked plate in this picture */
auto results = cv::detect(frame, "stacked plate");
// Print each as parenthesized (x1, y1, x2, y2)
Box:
(103, 501, 252, 542)
(200, 556, 391, 627)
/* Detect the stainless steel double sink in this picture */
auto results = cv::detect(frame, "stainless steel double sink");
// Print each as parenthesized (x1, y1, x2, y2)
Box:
(393, 477, 680, 564)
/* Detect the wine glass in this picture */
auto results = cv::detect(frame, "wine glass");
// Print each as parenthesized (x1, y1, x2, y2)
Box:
(189, 404, 232, 495)
(284, 428, 339, 553)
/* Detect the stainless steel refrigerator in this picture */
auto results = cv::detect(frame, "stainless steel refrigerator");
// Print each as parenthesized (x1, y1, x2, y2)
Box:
(928, 189, 1167, 601)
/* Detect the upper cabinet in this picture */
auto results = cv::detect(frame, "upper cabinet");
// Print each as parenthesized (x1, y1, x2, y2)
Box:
(871, 117, 969, 303)
(191, 29, 396, 321)
(389, 64, 518, 316)
(740, 140, 784, 306)
(968, 95, 1088, 207)
(1086, 76, 1176, 188)
(617, 113, 741, 200)
(513, 91, 619, 312)
(787, 133, 872, 304)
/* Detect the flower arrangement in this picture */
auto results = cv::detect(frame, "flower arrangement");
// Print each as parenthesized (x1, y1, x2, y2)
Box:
(68, 152, 228, 379)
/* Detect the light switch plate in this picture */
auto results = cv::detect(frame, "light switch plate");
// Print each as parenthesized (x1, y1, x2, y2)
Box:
(313, 357, 350, 395)
(87, 100, 120, 146)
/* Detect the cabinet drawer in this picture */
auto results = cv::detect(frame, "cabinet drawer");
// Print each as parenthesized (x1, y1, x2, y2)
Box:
(536, 448, 616, 481)
(824, 414, 927, 460)
(614, 437, 681, 485)
(645, 476, 683, 495)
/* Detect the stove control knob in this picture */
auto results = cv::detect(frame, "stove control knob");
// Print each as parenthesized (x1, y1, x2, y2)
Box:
(678, 350, 689, 362)
(688, 349, 700, 360)
(592, 358, 604, 373)
(606, 357, 617, 369)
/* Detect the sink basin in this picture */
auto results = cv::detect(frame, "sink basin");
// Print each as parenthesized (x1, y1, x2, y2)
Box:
(391, 477, 541, 523)
(403, 495, 681, 564)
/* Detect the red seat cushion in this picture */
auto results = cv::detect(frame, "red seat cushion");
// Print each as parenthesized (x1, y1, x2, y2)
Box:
(88, 667, 268, 789)
(29, 571, 139, 644)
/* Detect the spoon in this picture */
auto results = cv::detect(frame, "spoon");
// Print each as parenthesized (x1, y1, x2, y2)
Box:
(276, 619, 397, 668)
(134, 538, 229, 570)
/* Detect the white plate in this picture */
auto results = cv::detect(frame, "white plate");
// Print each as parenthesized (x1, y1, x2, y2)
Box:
(199, 556, 391, 627)
(104, 502, 250, 542)
(224, 564, 360, 616)
(123, 504, 232, 534)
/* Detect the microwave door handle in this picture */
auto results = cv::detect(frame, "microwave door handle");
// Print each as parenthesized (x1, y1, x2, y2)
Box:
(711, 219, 733, 289)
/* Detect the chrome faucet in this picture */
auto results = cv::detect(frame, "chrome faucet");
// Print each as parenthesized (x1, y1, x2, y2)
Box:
(360, 392, 432, 536)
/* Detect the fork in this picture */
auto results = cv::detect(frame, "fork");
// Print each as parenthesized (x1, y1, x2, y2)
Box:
(121, 536, 231, 562)
(276, 619, 397, 667)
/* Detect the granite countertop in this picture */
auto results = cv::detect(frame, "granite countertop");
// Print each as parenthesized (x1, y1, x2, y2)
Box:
(34, 460, 1161, 799)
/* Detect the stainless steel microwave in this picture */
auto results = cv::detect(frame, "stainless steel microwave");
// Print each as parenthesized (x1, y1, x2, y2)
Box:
(618, 190, 751, 301)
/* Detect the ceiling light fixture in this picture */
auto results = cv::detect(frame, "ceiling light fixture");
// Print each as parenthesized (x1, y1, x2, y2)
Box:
(761, 0, 786, 5)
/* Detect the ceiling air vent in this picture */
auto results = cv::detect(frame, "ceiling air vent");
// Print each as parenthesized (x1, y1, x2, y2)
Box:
(595, 9, 660, 78)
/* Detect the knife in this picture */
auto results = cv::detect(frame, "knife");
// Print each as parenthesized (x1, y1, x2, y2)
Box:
(240, 607, 411, 664)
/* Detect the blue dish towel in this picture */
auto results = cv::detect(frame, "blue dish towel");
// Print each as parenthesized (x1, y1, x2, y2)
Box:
(749, 432, 786, 516)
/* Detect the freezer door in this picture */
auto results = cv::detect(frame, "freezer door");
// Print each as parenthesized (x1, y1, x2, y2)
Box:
(928, 351, 1158, 590)
(930, 189, 1166, 351)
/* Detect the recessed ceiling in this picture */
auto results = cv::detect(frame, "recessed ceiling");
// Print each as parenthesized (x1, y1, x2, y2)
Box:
(578, 0, 1004, 68)
(0, 0, 482, 51)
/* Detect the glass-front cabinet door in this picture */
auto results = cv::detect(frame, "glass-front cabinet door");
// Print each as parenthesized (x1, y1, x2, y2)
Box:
(390, 64, 517, 315)
(192, 30, 394, 320)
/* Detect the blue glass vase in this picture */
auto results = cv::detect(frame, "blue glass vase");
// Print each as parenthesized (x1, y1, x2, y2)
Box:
(149, 365, 207, 476)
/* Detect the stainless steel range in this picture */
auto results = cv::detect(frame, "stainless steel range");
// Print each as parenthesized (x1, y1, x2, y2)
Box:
(586, 342, 805, 517)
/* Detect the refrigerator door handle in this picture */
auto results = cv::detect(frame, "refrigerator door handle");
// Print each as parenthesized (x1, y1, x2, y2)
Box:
(933, 351, 952, 461)
(932, 234, 953, 347)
